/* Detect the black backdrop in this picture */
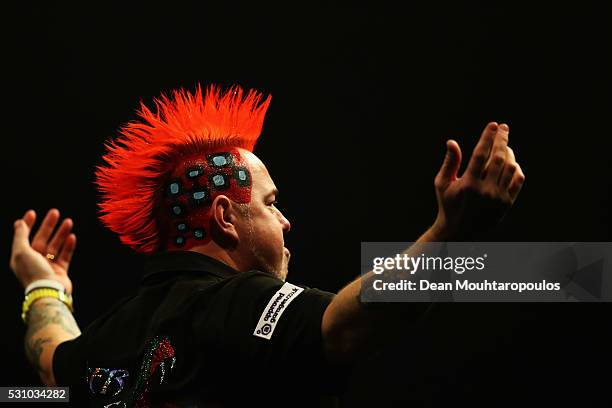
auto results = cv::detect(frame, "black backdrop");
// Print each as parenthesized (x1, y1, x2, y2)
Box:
(1, 2, 611, 406)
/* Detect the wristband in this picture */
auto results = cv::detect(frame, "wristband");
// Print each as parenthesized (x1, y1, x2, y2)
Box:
(24, 279, 66, 296)
(22, 288, 73, 323)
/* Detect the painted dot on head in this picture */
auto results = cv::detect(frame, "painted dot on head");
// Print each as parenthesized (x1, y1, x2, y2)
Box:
(207, 152, 234, 168)
(193, 228, 205, 240)
(167, 180, 182, 197)
(175, 236, 185, 246)
(192, 191, 206, 200)
(212, 175, 225, 186)
(171, 204, 183, 216)
(213, 156, 227, 166)
(233, 167, 251, 187)
(209, 173, 230, 191)
(177, 222, 188, 232)
(189, 185, 211, 207)
(186, 165, 204, 179)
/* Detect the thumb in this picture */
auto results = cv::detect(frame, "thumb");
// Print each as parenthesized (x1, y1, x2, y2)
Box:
(12, 219, 31, 254)
(436, 140, 462, 187)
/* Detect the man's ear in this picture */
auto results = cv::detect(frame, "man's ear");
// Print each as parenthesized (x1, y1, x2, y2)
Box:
(209, 195, 240, 249)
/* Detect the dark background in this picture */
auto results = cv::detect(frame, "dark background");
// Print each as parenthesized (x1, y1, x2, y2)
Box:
(1, 2, 611, 406)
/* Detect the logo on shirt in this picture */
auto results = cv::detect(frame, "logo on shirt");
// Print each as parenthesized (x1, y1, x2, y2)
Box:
(254, 282, 304, 340)
(88, 367, 130, 397)
(87, 335, 177, 408)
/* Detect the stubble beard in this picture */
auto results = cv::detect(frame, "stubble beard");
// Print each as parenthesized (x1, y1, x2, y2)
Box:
(243, 205, 285, 280)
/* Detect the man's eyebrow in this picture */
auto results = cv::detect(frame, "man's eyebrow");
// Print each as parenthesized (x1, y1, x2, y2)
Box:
(266, 188, 279, 199)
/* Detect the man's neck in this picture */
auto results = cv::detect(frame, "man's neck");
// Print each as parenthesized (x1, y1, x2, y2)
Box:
(187, 245, 243, 273)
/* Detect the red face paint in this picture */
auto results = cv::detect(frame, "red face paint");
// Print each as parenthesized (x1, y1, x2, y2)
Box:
(160, 147, 252, 251)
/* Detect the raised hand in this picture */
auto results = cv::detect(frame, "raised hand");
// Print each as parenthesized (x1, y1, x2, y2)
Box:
(10, 209, 76, 294)
(432, 122, 525, 240)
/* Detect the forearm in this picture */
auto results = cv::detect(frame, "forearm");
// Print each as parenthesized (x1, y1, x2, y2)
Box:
(24, 298, 81, 386)
(322, 226, 444, 365)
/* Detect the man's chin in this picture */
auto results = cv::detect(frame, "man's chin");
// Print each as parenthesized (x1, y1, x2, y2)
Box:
(280, 247, 290, 280)
(248, 247, 290, 281)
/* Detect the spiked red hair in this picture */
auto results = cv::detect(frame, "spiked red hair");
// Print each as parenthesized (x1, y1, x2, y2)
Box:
(95, 84, 272, 254)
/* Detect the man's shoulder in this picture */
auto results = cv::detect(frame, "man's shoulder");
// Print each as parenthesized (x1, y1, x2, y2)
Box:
(200, 270, 335, 305)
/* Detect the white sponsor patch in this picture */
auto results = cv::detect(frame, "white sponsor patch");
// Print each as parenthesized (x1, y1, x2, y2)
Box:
(253, 282, 304, 340)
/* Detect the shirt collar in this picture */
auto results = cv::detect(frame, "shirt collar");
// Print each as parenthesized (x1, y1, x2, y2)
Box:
(141, 250, 239, 286)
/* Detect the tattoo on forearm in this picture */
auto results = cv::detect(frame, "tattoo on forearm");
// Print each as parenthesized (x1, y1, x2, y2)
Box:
(24, 336, 53, 375)
(24, 299, 81, 378)
(26, 299, 80, 336)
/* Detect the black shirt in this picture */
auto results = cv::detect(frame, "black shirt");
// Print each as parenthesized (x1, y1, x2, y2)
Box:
(53, 251, 339, 407)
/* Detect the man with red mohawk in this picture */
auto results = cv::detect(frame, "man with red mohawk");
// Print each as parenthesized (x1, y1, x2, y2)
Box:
(10, 84, 524, 406)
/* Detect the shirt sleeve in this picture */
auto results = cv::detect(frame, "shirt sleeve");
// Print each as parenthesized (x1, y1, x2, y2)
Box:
(193, 271, 341, 394)
(52, 293, 137, 388)
(53, 335, 91, 405)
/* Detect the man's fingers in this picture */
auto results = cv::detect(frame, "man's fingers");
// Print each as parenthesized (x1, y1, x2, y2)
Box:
(499, 146, 517, 190)
(57, 234, 77, 270)
(485, 124, 510, 184)
(23, 210, 36, 229)
(31, 209, 60, 253)
(466, 122, 498, 179)
(47, 218, 74, 258)
(508, 162, 526, 201)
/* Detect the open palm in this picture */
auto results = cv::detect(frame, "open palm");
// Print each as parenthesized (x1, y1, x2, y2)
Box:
(10, 209, 76, 294)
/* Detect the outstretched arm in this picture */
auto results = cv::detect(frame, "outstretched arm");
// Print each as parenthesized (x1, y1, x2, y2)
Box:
(24, 298, 81, 386)
(10, 209, 82, 386)
(322, 122, 526, 366)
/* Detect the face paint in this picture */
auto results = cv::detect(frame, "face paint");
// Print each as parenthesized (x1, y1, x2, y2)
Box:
(96, 84, 271, 254)
(162, 147, 252, 251)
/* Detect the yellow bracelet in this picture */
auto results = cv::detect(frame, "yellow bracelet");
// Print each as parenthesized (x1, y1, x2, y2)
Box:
(22, 288, 73, 323)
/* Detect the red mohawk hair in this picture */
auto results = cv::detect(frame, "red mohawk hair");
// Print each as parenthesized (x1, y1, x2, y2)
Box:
(95, 84, 271, 253)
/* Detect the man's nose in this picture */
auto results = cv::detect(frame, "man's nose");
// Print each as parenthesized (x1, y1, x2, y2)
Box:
(279, 212, 291, 233)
